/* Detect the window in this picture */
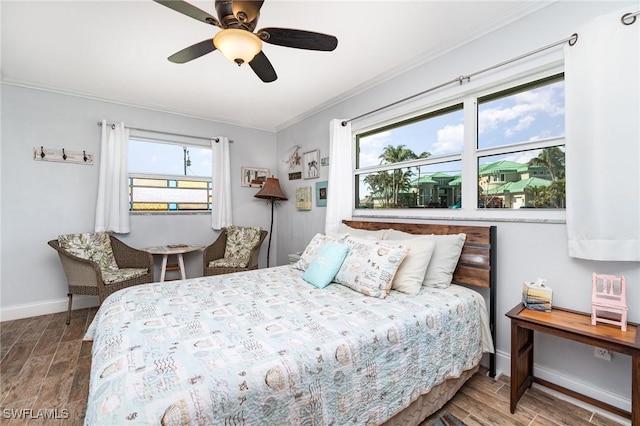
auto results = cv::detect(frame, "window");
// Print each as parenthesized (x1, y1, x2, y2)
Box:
(128, 138, 212, 212)
(354, 73, 565, 214)
(356, 105, 463, 209)
(477, 75, 565, 209)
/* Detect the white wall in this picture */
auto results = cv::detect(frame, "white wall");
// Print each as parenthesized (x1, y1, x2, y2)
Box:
(0, 84, 277, 319)
(274, 0, 639, 417)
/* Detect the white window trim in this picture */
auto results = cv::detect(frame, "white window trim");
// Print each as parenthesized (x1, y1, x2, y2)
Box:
(128, 130, 213, 214)
(129, 130, 212, 148)
(351, 61, 566, 224)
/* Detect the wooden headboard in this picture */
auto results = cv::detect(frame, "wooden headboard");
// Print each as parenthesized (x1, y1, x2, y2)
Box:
(343, 220, 496, 289)
(343, 220, 497, 377)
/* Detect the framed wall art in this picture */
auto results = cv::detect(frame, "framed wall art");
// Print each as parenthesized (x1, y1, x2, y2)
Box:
(284, 145, 302, 169)
(241, 167, 269, 187)
(302, 149, 320, 180)
(315, 181, 327, 207)
(296, 187, 312, 211)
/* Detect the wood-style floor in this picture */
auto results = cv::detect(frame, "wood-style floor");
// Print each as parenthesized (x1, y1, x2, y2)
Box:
(0, 308, 626, 425)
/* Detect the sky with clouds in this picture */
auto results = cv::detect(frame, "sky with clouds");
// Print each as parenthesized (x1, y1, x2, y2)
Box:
(129, 139, 212, 177)
(358, 80, 564, 170)
(128, 80, 564, 187)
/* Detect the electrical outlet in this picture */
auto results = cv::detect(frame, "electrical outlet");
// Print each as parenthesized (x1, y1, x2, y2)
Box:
(594, 347, 612, 361)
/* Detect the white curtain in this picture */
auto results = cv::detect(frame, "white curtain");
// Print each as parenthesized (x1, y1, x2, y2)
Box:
(95, 120, 130, 233)
(211, 136, 233, 230)
(565, 8, 639, 261)
(325, 119, 353, 235)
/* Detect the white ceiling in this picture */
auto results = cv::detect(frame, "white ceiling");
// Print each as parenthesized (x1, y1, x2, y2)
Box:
(1, 1, 549, 131)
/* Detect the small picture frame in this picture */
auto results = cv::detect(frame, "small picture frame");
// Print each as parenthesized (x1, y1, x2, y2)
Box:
(296, 187, 312, 211)
(316, 181, 327, 207)
(241, 167, 269, 187)
(302, 149, 320, 180)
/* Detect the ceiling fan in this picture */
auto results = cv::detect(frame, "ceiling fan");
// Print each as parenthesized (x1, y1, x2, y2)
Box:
(154, 0, 338, 82)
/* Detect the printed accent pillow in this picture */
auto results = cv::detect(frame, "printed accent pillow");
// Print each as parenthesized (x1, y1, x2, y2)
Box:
(387, 236, 436, 294)
(385, 230, 466, 288)
(334, 237, 409, 298)
(58, 232, 119, 271)
(303, 241, 350, 288)
(293, 233, 339, 271)
(224, 226, 262, 262)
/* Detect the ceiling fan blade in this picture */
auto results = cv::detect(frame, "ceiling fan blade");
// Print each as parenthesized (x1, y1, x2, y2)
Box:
(168, 39, 216, 63)
(257, 27, 338, 51)
(153, 0, 220, 27)
(249, 51, 277, 83)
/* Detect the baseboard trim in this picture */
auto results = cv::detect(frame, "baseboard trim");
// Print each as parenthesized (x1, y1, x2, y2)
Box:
(495, 349, 631, 425)
(0, 295, 99, 322)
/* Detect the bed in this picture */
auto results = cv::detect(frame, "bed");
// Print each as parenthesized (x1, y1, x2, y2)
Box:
(83, 221, 496, 425)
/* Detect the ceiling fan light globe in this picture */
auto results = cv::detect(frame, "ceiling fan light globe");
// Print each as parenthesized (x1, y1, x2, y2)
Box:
(213, 29, 262, 66)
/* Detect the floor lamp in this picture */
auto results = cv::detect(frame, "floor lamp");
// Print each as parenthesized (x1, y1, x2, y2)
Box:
(254, 177, 287, 267)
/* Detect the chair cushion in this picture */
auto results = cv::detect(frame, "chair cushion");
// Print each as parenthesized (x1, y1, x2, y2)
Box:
(101, 268, 148, 285)
(223, 226, 262, 263)
(58, 232, 119, 271)
(209, 258, 249, 268)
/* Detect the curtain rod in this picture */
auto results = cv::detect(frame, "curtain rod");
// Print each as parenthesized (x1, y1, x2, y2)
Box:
(341, 33, 579, 127)
(621, 10, 639, 25)
(97, 121, 233, 143)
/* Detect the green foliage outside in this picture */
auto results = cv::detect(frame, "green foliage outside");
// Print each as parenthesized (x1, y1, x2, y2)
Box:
(362, 145, 430, 208)
(360, 145, 566, 209)
(524, 147, 566, 208)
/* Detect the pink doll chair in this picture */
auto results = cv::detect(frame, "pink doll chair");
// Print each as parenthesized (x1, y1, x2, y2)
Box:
(591, 273, 628, 332)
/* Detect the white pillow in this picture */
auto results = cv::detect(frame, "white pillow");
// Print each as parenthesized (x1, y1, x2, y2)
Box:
(328, 223, 388, 240)
(385, 229, 466, 288)
(388, 237, 436, 295)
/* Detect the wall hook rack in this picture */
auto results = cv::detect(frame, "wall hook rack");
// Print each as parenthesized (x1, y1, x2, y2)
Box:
(33, 147, 94, 165)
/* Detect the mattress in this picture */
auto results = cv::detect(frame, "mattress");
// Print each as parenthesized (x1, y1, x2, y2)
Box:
(84, 265, 492, 425)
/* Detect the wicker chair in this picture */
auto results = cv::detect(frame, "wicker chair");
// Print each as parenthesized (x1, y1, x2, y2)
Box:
(203, 227, 267, 276)
(48, 234, 154, 324)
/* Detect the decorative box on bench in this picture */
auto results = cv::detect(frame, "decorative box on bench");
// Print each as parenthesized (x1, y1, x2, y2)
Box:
(522, 279, 553, 312)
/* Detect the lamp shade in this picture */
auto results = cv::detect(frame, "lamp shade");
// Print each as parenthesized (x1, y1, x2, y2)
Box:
(254, 177, 288, 201)
(213, 29, 262, 65)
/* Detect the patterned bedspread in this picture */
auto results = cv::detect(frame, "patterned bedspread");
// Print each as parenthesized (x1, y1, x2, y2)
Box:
(84, 265, 491, 425)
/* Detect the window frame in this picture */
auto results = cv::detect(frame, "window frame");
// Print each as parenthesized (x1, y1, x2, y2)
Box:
(351, 64, 566, 223)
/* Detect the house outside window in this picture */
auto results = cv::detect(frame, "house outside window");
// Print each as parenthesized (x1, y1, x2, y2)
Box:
(477, 75, 565, 209)
(353, 73, 565, 215)
(128, 138, 212, 212)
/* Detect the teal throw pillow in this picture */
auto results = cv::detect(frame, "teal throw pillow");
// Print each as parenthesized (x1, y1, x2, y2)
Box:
(303, 241, 350, 289)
